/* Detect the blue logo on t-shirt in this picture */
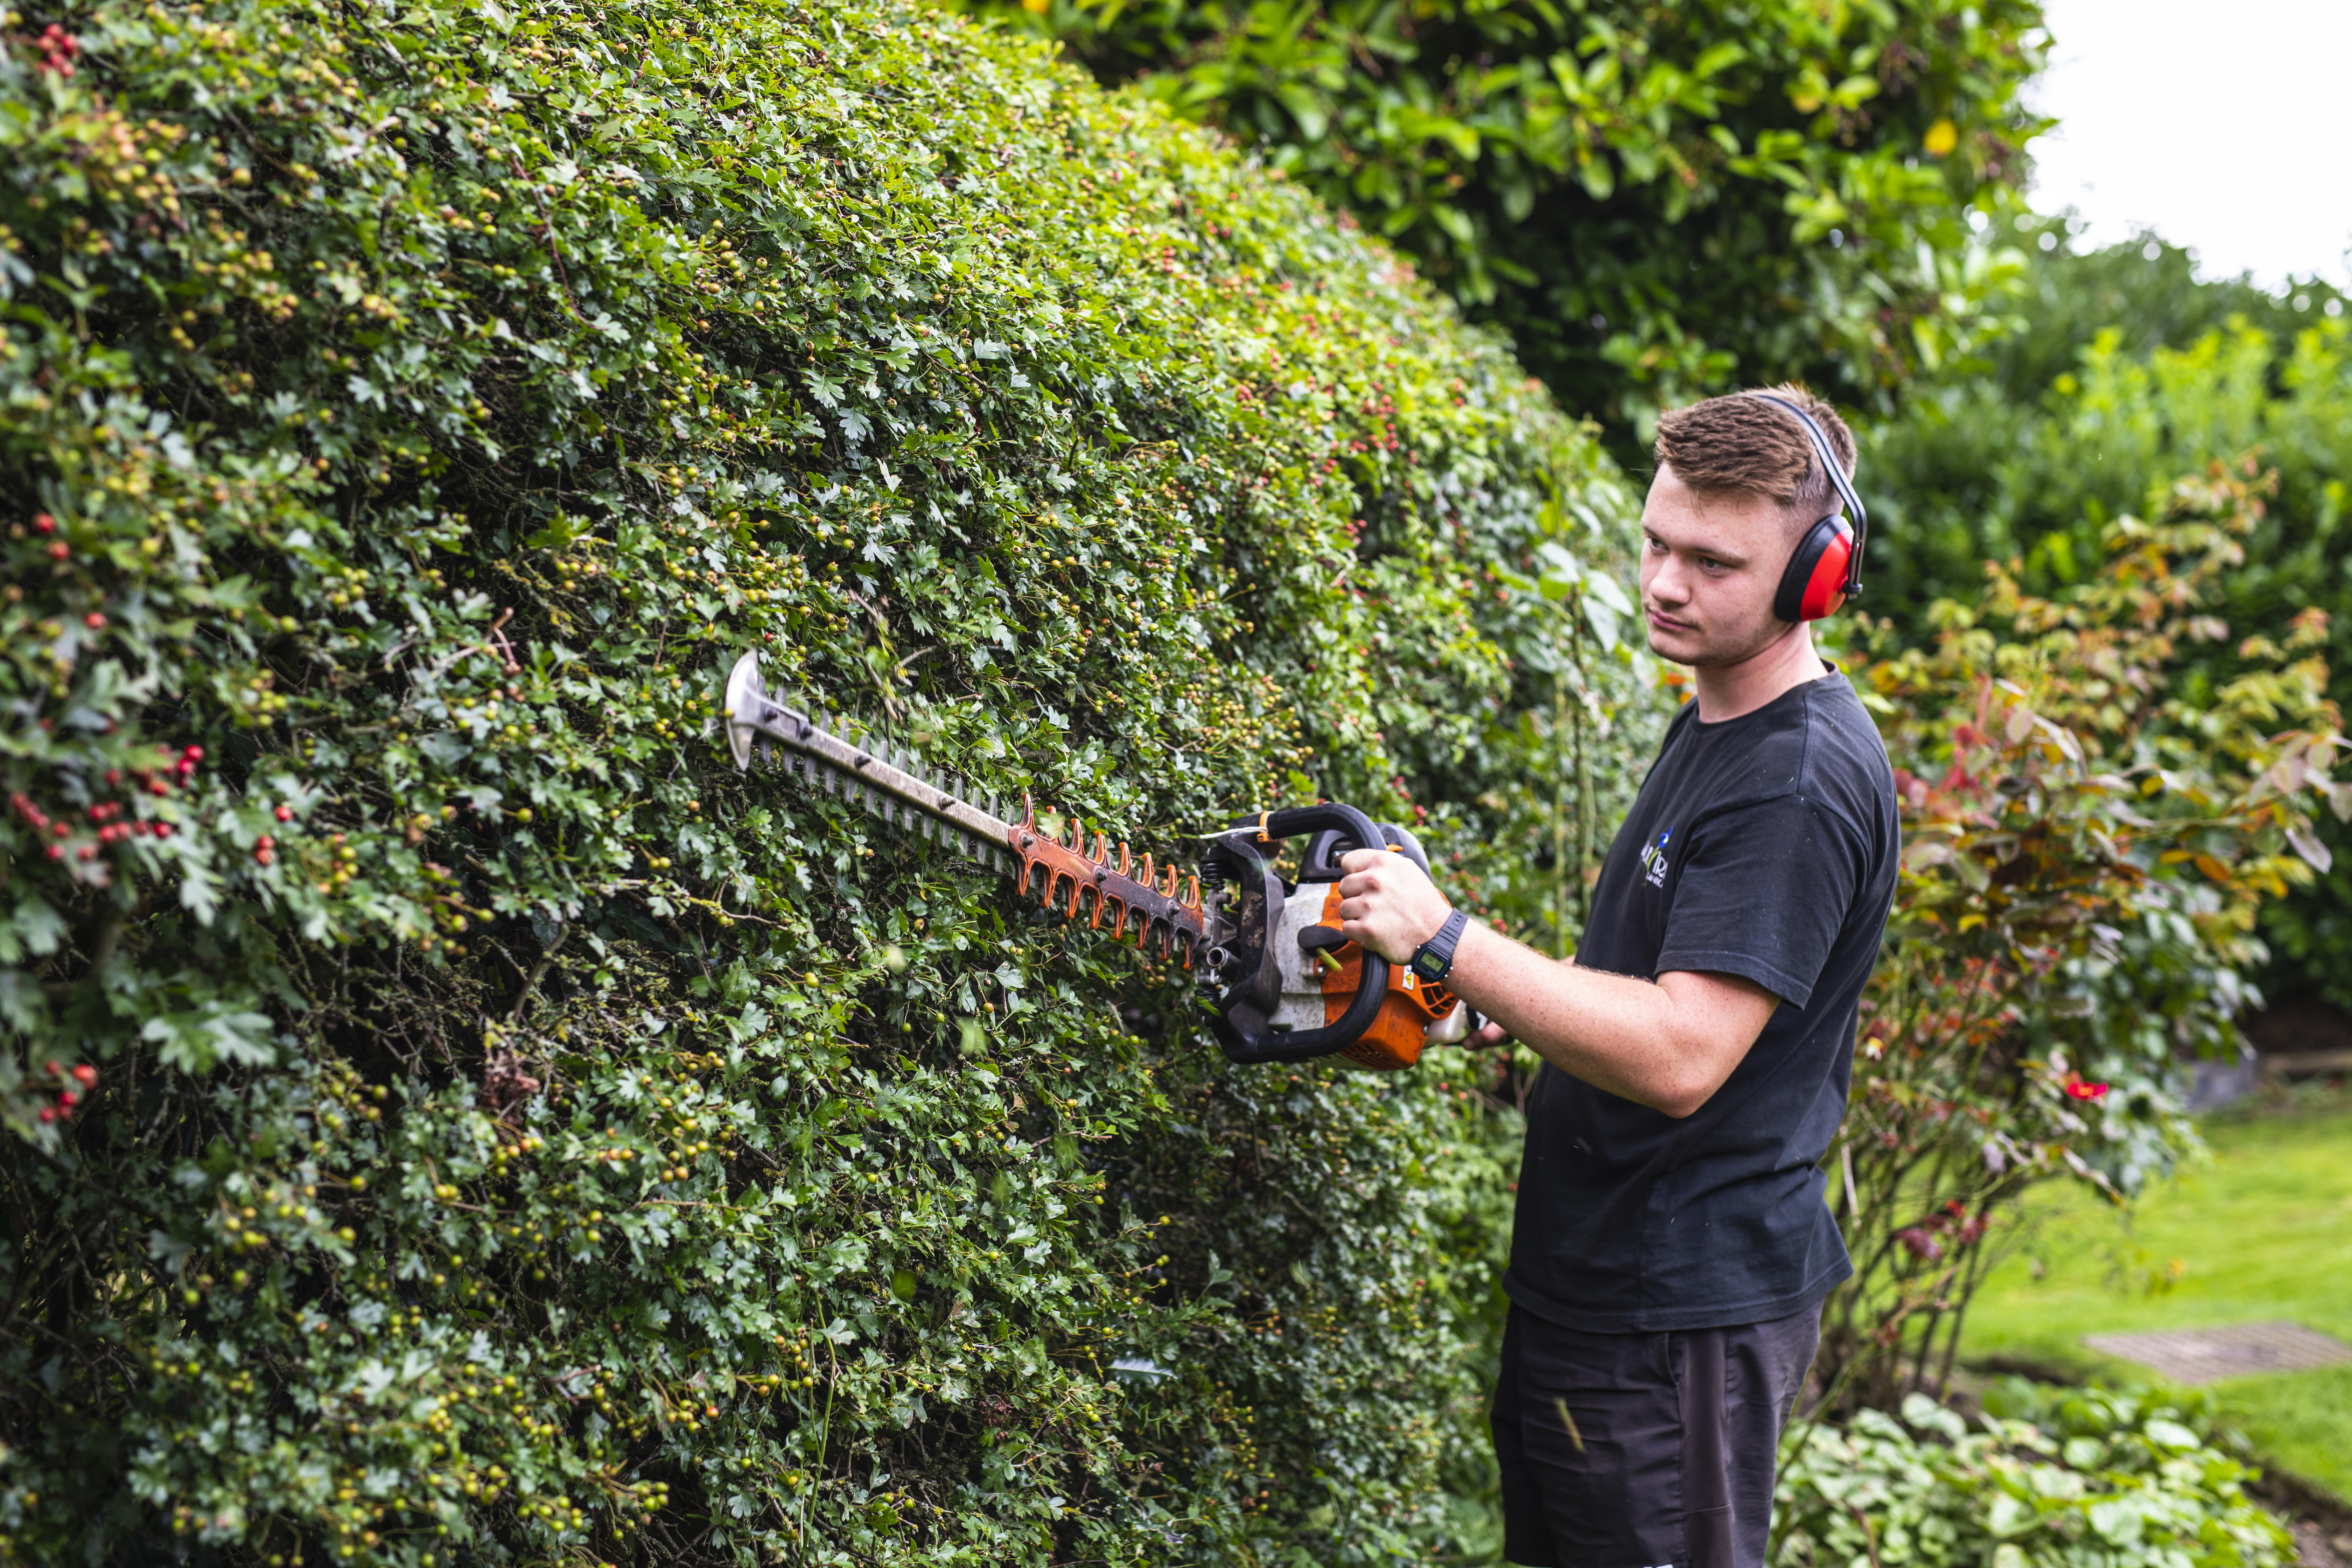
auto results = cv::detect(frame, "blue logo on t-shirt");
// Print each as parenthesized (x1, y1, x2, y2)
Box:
(1638, 827, 1674, 888)
(1637, 827, 1674, 888)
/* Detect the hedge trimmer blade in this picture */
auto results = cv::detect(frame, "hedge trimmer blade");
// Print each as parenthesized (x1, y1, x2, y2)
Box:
(723, 651, 1205, 965)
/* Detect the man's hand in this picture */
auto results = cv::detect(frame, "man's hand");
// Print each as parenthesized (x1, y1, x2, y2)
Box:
(1334, 847, 1451, 964)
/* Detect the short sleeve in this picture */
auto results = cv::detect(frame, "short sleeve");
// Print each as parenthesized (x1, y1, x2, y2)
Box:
(1653, 795, 1862, 1008)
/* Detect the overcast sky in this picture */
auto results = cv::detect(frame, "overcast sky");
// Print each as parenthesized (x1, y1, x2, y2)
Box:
(2026, 0, 2352, 290)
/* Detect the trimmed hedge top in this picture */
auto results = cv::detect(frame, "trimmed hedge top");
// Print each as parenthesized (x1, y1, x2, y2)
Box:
(0, 0, 1639, 1563)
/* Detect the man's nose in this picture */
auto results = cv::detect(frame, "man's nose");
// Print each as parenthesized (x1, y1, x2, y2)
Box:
(1646, 553, 1690, 604)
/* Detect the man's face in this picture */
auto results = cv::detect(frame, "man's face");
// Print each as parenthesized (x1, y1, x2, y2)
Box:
(1637, 463, 1794, 668)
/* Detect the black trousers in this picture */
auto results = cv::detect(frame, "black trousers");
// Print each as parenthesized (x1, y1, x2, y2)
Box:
(1491, 1302, 1820, 1568)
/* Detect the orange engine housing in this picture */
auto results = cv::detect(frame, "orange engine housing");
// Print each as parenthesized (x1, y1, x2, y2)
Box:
(1311, 885, 1458, 1071)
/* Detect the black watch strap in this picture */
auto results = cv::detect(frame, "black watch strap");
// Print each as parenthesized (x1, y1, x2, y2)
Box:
(1409, 909, 1469, 984)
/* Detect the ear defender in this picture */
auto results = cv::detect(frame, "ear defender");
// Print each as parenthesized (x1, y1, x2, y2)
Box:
(1774, 515, 1854, 623)
(1746, 391, 1868, 623)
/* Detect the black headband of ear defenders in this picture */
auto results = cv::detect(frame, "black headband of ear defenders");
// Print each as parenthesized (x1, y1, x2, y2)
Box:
(1744, 391, 1867, 600)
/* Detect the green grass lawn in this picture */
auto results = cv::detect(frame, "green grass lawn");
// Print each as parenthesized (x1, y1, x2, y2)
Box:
(1959, 1090, 2352, 1503)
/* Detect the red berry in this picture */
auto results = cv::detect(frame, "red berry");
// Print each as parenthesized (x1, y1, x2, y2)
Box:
(275, 805, 293, 821)
(32, 514, 53, 534)
(104, 770, 120, 785)
(72, 1065, 96, 1087)
(37, 1108, 55, 1124)
(84, 612, 106, 629)
(47, 542, 68, 561)
(44, 845, 63, 860)
(184, 746, 204, 760)
(153, 823, 173, 838)
(59, 1090, 77, 1108)
(44, 1061, 59, 1077)
(149, 779, 169, 796)
(51, 822, 67, 837)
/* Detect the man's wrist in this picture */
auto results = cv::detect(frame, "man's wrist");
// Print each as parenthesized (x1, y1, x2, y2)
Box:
(1409, 908, 1471, 983)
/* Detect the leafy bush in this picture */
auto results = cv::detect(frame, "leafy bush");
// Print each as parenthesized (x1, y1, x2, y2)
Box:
(0, 0, 1643, 1561)
(1865, 287, 2352, 642)
(971, 0, 2046, 443)
(1776, 1380, 2294, 1568)
(1811, 463, 2340, 1410)
(1862, 241, 2352, 1009)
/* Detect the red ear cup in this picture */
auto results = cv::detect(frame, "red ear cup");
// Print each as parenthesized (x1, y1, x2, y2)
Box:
(1774, 517, 1854, 623)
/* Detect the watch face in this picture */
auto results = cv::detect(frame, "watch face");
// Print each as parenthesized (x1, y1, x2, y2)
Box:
(1415, 954, 1444, 979)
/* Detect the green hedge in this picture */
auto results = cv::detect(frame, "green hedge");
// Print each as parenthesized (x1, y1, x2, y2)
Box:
(0, 0, 1640, 1561)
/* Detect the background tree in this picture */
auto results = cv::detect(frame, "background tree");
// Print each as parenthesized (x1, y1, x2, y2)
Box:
(968, 0, 2050, 450)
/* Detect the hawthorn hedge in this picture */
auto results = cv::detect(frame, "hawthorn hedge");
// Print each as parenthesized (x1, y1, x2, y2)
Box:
(0, 0, 1639, 1562)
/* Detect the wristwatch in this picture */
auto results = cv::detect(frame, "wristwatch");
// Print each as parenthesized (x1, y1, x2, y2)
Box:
(1409, 909, 1469, 984)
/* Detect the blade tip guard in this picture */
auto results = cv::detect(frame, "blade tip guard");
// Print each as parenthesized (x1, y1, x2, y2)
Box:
(723, 650, 765, 771)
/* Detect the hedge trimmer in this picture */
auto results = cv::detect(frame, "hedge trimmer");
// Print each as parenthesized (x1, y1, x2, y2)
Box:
(722, 651, 1476, 1070)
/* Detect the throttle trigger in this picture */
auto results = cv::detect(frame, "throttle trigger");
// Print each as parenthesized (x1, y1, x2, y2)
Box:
(1298, 922, 1350, 973)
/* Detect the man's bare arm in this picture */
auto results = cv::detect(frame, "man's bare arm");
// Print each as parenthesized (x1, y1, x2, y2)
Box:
(1334, 848, 1778, 1118)
(1446, 926, 1777, 1117)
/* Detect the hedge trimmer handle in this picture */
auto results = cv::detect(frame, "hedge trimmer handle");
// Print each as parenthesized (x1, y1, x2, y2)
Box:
(1200, 803, 1406, 1066)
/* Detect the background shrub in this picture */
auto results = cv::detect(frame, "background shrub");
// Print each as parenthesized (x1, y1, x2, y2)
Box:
(1862, 239, 2352, 1014)
(1812, 462, 2339, 1413)
(1775, 1379, 2294, 1568)
(0, 0, 1646, 1562)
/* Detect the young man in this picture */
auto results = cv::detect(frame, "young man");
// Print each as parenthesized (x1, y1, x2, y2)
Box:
(1336, 387, 1899, 1568)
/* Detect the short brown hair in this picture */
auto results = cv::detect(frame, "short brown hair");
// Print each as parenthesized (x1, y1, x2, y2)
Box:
(1652, 384, 1857, 527)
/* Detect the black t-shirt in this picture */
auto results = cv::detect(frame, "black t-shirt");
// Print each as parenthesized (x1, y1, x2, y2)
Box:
(1503, 667, 1898, 1333)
